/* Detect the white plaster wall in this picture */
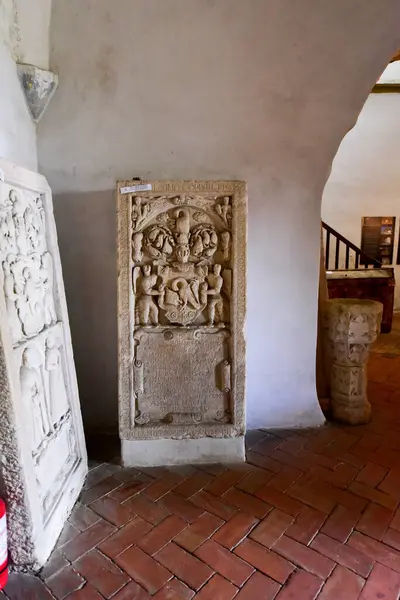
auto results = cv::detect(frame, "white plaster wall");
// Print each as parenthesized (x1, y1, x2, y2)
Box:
(0, 43, 36, 169)
(0, 0, 36, 169)
(322, 95, 400, 308)
(38, 0, 400, 433)
(16, 0, 51, 69)
(0, 0, 51, 169)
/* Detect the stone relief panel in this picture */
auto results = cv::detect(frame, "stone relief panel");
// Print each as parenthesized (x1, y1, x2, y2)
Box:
(0, 184, 83, 520)
(118, 180, 247, 441)
(0, 160, 87, 569)
(0, 189, 56, 344)
(16, 325, 78, 522)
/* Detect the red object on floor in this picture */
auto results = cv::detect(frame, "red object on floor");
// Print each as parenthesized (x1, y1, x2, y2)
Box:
(0, 498, 8, 590)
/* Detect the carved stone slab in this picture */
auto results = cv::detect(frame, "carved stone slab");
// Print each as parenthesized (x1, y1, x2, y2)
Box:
(0, 159, 87, 570)
(117, 180, 246, 463)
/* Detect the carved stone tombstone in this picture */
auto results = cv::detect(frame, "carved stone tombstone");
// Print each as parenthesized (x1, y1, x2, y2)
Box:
(0, 160, 87, 570)
(117, 180, 247, 466)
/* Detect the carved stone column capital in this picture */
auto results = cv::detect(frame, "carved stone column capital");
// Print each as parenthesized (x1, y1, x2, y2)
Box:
(16, 63, 58, 123)
(324, 299, 383, 425)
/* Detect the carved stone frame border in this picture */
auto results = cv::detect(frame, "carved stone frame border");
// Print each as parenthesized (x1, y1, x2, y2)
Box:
(117, 180, 247, 441)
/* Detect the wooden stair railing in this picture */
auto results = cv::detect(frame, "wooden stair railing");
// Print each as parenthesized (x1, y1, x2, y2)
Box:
(322, 221, 382, 270)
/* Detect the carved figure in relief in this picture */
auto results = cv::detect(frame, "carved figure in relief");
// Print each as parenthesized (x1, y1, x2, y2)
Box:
(0, 201, 15, 254)
(221, 231, 231, 262)
(206, 264, 224, 326)
(9, 189, 44, 255)
(11, 191, 29, 255)
(132, 232, 143, 263)
(36, 195, 45, 226)
(215, 197, 232, 227)
(41, 252, 57, 326)
(134, 265, 163, 325)
(2, 256, 23, 343)
(131, 197, 150, 231)
(45, 335, 69, 426)
(20, 346, 50, 451)
(18, 265, 44, 336)
(24, 204, 41, 251)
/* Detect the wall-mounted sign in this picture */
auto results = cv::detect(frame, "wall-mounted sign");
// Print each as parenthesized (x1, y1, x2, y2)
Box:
(361, 216, 395, 265)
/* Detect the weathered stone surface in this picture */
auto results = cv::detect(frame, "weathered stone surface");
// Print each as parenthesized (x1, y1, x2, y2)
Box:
(324, 299, 383, 425)
(117, 180, 247, 465)
(16, 63, 58, 123)
(0, 159, 87, 570)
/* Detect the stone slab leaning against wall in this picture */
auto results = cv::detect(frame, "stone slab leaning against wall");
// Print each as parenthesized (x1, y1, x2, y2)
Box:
(0, 159, 87, 571)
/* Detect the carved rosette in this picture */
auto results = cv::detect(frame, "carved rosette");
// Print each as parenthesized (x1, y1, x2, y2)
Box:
(324, 299, 383, 425)
(118, 180, 247, 441)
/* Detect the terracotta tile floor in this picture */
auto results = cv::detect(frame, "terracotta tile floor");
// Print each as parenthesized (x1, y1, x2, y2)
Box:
(4, 316, 400, 599)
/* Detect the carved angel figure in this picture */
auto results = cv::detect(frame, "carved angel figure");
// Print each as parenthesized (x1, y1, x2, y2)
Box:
(45, 335, 69, 426)
(20, 346, 50, 451)
(131, 197, 150, 231)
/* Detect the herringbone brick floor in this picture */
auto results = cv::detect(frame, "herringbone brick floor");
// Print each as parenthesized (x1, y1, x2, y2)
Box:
(4, 321, 400, 599)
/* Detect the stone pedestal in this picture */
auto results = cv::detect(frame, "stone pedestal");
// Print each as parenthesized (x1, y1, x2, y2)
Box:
(0, 160, 87, 570)
(117, 180, 246, 466)
(324, 298, 383, 425)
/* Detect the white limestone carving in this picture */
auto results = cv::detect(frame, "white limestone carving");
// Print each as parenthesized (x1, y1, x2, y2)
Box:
(324, 298, 383, 425)
(20, 344, 51, 451)
(45, 334, 70, 426)
(118, 180, 247, 464)
(0, 160, 87, 570)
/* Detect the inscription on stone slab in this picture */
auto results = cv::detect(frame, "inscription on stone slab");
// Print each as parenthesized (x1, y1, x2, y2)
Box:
(117, 180, 247, 441)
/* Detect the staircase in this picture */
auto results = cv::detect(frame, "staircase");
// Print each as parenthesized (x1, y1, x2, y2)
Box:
(322, 221, 381, 270)
(322, 221, 394, 333)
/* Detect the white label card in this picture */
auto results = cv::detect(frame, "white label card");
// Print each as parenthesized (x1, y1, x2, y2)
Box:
(120, 184, 153, 194)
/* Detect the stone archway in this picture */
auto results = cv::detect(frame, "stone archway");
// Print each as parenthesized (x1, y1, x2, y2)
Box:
(315, 46, 400, 417)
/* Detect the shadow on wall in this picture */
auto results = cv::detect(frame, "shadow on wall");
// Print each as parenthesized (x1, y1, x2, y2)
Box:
(53, 190, 118, 434)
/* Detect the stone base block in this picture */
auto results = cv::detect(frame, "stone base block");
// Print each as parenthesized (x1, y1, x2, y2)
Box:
(121, 436, 245, 467)
(331, 396, 372, 425)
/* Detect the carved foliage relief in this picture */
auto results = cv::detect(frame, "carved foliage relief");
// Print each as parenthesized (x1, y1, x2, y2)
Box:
(118, 181, 247, 440)
(0, 186, 79, 521)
